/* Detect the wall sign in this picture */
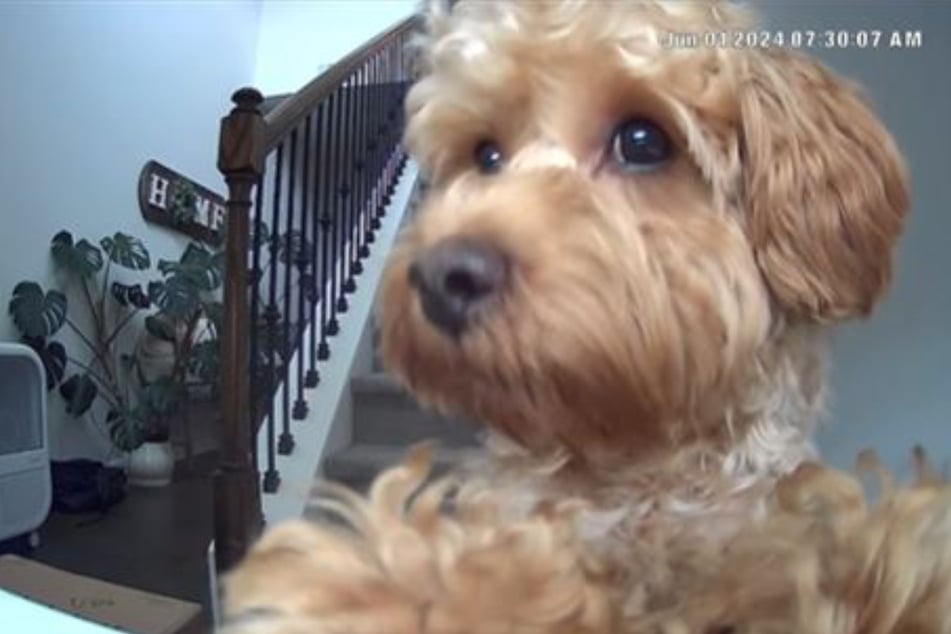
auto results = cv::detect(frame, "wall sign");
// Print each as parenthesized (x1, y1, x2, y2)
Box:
(138, 160, 227, 243)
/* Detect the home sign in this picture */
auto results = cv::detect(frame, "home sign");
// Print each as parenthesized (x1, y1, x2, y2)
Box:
(138, 160, 227, 243)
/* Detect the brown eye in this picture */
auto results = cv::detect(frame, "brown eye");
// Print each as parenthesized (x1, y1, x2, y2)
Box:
(474, 140, 503, 174)
(611, 118, 671, 171)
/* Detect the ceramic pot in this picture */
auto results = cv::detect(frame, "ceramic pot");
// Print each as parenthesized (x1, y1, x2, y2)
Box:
(127, 441, 175, 487)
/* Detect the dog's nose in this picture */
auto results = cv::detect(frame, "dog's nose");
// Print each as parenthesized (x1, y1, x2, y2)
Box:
(408, 238, 507, 337)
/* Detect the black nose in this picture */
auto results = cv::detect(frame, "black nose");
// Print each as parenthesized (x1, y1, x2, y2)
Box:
(408, 238, 507, 337)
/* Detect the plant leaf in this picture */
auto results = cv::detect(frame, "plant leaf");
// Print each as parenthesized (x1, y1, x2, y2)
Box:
(145, 315, 176, 342)
(168, 180, 198, 226)
(149, 277, 199, 319)
(253, 220, 270, 247)
(22, 336, 66, 390)
(142, 375, 185, 418)
(187, 340, 220, 384)
(202, 300, 224, 336)
(158, 243, 222, 292)
(100, 232, 151, 270)
(111, 282, 151, 309)
(51, 231, 104, 278)
(9, 282, 67, 338)
(59, 373, 98, 416)
(107, 407, 145, 452)
(128, 285, 150, 309)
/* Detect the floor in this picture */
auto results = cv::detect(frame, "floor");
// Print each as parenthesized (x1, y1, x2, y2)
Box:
(32, 452, 216, 632)
(24, 407, 222, 634)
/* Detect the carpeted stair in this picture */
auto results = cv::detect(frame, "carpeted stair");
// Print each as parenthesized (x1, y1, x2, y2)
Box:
(320, 352, 481, 492)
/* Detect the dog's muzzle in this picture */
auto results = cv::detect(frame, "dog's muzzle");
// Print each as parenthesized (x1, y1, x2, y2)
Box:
(408, 237, 508, 338)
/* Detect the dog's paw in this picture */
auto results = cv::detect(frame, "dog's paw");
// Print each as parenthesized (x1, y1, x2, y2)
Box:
(220, 445, 615, 634)
(663, 452, 951, 634)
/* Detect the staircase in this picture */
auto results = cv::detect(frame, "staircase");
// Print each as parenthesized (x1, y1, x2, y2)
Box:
(213, 9, 486, 581)
(319, 335, 481, 494)
(213, 15, 427, 572)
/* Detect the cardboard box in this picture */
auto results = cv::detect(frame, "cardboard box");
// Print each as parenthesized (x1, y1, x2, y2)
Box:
(0, 555, 203, 634)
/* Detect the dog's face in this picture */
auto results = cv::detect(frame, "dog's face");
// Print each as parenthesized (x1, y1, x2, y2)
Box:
(379, 1, 909, 463)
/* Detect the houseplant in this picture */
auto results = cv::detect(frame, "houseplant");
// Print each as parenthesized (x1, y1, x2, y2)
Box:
(8, 231, 154, 460)
(7, 229, 224, 487)
(132, 240, 223, 478)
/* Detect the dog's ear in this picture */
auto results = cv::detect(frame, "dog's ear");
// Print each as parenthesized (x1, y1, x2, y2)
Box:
(739, 51, 910, 322)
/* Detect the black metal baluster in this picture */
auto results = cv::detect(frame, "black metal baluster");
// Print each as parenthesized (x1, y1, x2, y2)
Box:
(305, 102, 326, 388)
(383, 42, 396, 206)
(293, 113, 312, 419)
(262, 142, 284, 493)
(248, 172, 265, 475)
(368, 53, 383, 231)
(341, 74, 357, 297)
(401, 32, 411, 173)
(359, 61, 374, 253)
(389, 41, 400, 199)
(347, 70, 364, 278)
(377, 47, 387, 205)
(392, 38, 403, 181)
(350, 71, 362, 272)
(373, 51, 387, 221)
(278, 129, 297, 453)
(354, 63, 369, 263)
(337, 80, 353, 309)
(397, 34, 409, 177)
(326, 88, 342, 336)
(360, 66, 371, 263)
(317, 95, 335, 351)
(395, 39, 408, 177)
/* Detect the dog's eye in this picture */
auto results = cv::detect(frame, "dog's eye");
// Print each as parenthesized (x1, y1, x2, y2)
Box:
(474, 140, 503, 174)
(611, 118, 671, 171)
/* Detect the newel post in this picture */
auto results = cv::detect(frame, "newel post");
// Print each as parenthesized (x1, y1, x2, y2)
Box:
(215, 87, 265, 572)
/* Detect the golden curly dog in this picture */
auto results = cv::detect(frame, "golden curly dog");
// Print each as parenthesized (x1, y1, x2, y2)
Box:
(221, 2, 951, 632)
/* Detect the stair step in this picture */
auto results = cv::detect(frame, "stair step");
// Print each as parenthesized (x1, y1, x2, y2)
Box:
(316, 444, 479, 498)
(350, 372, 480, 447)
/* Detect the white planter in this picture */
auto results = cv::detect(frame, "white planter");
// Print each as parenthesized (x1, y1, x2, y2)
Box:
(128, 441, 175, 487)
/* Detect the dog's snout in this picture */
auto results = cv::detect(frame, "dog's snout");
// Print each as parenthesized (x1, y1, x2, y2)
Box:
(408, 238, 507, 337)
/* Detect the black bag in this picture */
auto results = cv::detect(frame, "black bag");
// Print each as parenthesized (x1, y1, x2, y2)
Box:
(50, 459, 127, 514)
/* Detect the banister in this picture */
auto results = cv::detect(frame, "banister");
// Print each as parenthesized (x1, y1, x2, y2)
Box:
(215, 12, 418, 573)
(262, 15, 421, 154)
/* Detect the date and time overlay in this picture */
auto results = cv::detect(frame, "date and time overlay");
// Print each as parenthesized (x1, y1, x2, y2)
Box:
(662, 29, 924, 50)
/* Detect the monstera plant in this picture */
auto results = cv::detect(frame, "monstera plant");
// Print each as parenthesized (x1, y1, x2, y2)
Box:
(8, 230, 224, 455)
(143, 241, 224, 401)
(9, 231, 223, 452)
(8, 231, 154, 452)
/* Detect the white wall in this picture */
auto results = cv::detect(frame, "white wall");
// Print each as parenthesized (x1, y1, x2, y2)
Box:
(254, 0, 416, 95)
(0, 1, 261, 460)
(754, 1, 951, 475)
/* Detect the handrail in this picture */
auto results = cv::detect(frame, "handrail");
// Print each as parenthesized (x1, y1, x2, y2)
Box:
(262, 15, 421, 153)
(215, 12, 419, 573)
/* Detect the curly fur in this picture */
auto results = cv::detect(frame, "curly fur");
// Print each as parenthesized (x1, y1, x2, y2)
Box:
(220, 1, 938, 632)
(222, 448, 951, 633)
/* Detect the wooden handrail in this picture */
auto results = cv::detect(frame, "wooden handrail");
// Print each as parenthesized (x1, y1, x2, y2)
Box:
(262, 14, 421, 153)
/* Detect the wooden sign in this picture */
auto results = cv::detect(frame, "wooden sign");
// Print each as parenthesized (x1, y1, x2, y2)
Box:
(138, 160, 227, 243)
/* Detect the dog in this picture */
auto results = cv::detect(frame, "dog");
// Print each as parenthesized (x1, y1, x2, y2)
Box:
(221, 2, 951, 632)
